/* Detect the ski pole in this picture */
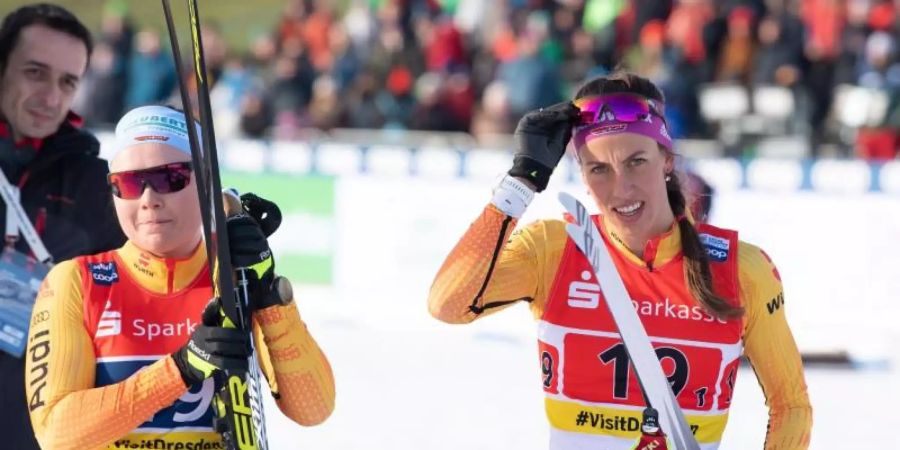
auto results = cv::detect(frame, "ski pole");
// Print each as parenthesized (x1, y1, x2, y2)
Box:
(161, 1, 269, 448)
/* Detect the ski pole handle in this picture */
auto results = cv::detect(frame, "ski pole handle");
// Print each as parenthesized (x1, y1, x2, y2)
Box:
(223, 189, 242, 217)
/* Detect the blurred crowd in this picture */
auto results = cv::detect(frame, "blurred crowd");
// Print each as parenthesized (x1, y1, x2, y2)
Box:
(72, 0, 900, 158)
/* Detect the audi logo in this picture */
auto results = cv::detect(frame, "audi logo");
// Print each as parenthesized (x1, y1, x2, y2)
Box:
(32, 310, 49, 325)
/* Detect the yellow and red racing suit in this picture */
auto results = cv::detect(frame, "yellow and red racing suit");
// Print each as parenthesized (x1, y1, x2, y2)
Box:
(429, 204, 812, 450)
(25, 241, 335, 449)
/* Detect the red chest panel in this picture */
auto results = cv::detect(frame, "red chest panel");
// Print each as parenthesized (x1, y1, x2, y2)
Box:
(538, 219, 743, 412)
(74, 250, 220, 434)
(77, 251, 211, 366)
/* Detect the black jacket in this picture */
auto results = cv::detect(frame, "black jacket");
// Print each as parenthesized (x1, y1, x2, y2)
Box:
(0, 117, 126, 449)
(0, 119, 126, 260)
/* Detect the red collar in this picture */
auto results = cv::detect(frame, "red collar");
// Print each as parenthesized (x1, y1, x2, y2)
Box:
(0, 111, 84, 151)
(0, 122, 42, 150)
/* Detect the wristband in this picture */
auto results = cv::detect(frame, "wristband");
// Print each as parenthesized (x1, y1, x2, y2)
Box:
(491, 175, 534, 218)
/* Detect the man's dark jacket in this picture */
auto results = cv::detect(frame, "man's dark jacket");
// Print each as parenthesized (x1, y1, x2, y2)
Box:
(0, 117, 126, 449)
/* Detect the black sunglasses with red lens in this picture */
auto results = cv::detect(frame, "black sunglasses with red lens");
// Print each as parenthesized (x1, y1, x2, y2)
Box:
(108, 162, 193, 200)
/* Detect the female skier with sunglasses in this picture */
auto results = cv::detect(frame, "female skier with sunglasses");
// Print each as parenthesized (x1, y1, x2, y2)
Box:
(24, 105, 335, 449)
(428, 72, 811, 449)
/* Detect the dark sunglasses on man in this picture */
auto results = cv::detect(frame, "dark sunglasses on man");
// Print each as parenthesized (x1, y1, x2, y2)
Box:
(107, 162, 193, 200)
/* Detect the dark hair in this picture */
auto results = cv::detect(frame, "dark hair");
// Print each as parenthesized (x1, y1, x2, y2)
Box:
(0, 3, 93, 73)
(574, 71, 665, 102)
(573, 72, 743, 320)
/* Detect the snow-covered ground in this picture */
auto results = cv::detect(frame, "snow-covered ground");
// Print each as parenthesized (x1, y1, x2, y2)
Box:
(262, 289, 899, 449)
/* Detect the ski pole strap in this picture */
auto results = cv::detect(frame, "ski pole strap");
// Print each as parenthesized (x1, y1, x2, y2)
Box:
(0, 168, 52, 265)
(6, 184, 20, 240)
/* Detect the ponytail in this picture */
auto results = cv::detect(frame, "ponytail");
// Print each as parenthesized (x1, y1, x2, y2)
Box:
(667, 172, 744, 320)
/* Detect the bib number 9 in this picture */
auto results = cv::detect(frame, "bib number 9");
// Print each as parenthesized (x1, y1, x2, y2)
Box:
(174, 378, 214, 423)
(143, 378, 215, 428)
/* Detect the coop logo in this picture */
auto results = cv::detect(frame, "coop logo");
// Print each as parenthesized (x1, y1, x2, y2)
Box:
(699, 233, 730, 262)
(88, 261, 119, 285)
(568, 270, 601, 309)
(96, 300, 122, 338)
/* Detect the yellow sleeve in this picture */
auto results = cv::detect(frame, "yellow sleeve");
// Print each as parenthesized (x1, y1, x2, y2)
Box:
(25, 260, 188, 450)
(427, 203, 568, 323)
(253, 300, 335, 426)
(738, 242, 813, 449)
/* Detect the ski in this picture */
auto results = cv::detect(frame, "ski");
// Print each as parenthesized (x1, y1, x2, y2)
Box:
(558, 192, 700, 450)
(162, 1, 268, 448)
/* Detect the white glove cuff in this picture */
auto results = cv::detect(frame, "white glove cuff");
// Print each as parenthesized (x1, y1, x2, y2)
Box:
(491, 175, 535, 218)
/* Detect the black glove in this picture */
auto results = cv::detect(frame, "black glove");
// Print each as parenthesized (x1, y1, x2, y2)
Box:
(240, 192, 282, 237)
(508, 101, 580, 192)
(171, 300, 251, 386)
(227, 212, 277, 311)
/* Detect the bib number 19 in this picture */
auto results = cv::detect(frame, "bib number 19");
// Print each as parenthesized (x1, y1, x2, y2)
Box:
(599, 343, 689, 399)
(560, 334, 726, 410)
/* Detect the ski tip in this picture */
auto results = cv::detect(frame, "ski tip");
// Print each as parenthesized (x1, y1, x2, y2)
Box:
(558, 192, 583, 225)
(564, 222, 582, 238)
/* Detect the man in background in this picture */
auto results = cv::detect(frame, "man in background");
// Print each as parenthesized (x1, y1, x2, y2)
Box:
(0, 4, 126, 448)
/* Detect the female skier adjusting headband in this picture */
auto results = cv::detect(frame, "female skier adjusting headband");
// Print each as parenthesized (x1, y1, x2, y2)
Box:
(428, 72, 811, 449)
(25, 105, 335, 449)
